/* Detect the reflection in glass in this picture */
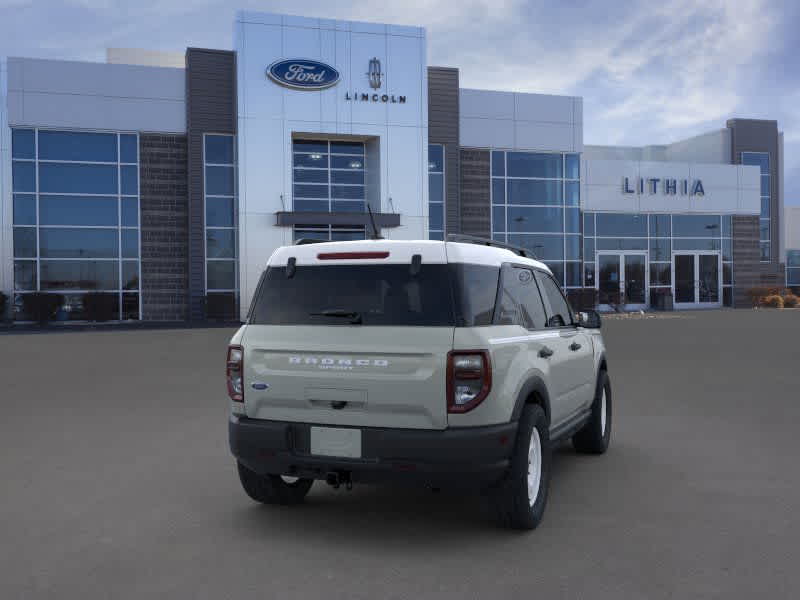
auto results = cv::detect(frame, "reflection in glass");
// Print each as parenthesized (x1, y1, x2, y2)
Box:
(14, 261, 37, 291)
(13, 228, 37, 258)
(206, 229, 236, 259)
(40, 261, 119, 290)
(205, 135, 234, 164)
(39, 163, 118, 194)
(13, 194, 36, 225)
(207, 260, 236, 290)
(40, 195, 118, 226)
(507, 180, 562, 205)
(40, 228, 118, 258)
(38, 131, 117, 162)
(507, 152, 562, 178)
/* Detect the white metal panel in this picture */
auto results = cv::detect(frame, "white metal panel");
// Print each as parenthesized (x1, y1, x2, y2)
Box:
(459, 89, 514, 120)
(240, 117, 285, 214)
(238, 23, 283, 121)
(459, 116, 514, 149)
(237, 10, 281, 25)
(282, 26, 326, 124)
(514, 120, 574, 152)
(514, 92, 573, 124)
(386, 124, 423, 217)
(387, 34, 423, 127)
(349, 32, 388, 126)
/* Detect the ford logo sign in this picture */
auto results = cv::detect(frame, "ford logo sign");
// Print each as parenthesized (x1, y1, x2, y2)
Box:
(267, 59, 340, 90)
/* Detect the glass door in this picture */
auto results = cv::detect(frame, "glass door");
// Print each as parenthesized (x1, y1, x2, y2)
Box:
(597, 254, 621, 306)
(597, 252, 648, 311)
(673, 252, 721, 308)
(623, 254, 647, 306)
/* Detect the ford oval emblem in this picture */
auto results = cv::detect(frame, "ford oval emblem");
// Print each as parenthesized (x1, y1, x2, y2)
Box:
(267, 59, 340, 90)
(251, 382, 269, 391)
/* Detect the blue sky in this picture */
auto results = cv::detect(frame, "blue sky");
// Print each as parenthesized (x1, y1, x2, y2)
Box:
(2, 0, 798, 204)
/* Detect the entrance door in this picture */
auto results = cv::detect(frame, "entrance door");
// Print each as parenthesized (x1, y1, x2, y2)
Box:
(672, 252, 721, 309)
(596, 252, 648, 311)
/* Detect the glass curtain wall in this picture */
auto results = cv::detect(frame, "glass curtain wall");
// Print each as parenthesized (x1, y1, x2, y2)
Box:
(787, 250, 800, 289)
(11, 128, 141, 320)
(204, 134, 238, 313)
(491, 151, 581, 288)
(291, 139, 366, 241)
(583, 212, 733, 306)
(428, 144, 445, 240)
(742, 152, 770, 262)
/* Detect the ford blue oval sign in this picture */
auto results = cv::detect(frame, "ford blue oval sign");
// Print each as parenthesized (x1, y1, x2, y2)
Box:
(267, 59, 340, 90)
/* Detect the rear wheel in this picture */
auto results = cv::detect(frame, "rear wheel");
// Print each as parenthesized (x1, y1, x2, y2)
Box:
(237, 462, 313, 505)
(490, 404, 551, 530)
(572, 370, 612, 454)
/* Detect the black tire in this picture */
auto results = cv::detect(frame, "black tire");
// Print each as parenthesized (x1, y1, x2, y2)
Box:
(490, 404, 551, 530)
(236, 462, 313, 505)
(572, 370, 612, 454)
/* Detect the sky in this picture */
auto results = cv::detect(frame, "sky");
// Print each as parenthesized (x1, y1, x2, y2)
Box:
(1, 0, 798, 205)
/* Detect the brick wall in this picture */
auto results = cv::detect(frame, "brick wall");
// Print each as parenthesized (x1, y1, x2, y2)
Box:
(459, 149, 491, 238)
(139, 134, 189, 321)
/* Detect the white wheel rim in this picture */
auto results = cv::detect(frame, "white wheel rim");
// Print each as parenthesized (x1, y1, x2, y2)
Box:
(281, 475, 299, 484)
(600, 389, 607, 436)
(527, 429, 542, 506)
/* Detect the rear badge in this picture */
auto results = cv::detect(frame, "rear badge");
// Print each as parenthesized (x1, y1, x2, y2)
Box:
(251, 382, 269, 390)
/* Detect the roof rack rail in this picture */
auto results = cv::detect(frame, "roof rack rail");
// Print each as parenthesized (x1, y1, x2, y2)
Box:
(294, 238, 326, 245)
(446, 233, 537, 259)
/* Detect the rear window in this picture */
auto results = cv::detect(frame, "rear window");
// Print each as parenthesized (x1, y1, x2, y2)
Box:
(249, 264, 456, 326)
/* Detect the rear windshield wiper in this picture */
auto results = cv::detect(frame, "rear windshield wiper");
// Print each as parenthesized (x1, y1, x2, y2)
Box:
(309, 309, 363, 324)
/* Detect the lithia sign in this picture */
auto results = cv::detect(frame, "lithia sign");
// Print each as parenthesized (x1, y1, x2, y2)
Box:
(623, 177, 705, 196)
(267, 57, 406, 103)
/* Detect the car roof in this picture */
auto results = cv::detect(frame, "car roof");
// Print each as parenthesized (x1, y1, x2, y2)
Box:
(267, 239, 551, 273)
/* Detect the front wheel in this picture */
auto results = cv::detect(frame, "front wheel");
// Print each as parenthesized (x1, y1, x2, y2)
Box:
(489, 404, 551, 530)
(237, 462, 313, 505)
(572, 370, 612, 454)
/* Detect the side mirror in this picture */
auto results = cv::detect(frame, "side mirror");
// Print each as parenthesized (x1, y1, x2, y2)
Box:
(577, 310, 602, 329)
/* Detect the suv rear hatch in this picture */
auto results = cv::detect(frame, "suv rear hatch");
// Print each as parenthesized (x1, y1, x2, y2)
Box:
(241, 242, 454, 430)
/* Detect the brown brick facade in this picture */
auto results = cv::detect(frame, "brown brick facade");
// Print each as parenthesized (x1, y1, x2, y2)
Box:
(459, 149, 491, 238)
(139, 134, 189, 321)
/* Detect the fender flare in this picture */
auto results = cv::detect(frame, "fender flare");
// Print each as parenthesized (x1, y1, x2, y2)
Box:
(511, 376, 551, 423)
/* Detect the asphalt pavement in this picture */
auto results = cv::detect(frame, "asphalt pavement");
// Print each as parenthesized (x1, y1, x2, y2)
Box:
(1, 309, 799, 599)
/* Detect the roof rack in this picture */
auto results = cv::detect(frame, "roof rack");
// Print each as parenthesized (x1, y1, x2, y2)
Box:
(446, 233, 537, 259)
(294, 238, 326, 245)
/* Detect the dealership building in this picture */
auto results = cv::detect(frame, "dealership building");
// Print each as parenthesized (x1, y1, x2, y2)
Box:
(0, 11, 793, 322)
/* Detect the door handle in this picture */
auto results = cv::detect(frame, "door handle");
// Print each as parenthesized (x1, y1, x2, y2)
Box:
(539, 346, 554, 358)
(569, 342, 582, 351)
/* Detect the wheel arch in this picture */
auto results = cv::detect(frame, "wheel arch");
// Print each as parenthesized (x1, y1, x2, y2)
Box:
(511, 376, 552, 425)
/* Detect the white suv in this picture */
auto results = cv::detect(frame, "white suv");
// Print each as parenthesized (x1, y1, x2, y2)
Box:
(227, 236, 611, 529)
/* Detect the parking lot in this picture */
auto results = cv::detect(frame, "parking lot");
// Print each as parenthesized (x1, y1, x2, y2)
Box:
(1, 309, 799, 599)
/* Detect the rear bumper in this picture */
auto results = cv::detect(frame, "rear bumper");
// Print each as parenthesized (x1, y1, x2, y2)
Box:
(229, 414, 518, 487)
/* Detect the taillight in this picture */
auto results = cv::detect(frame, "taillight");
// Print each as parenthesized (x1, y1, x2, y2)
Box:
(227, 345, 244, 402)
(447, 350, 492, 413)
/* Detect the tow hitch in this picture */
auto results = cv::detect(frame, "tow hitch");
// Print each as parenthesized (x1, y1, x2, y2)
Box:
(325, 471, 353, 490)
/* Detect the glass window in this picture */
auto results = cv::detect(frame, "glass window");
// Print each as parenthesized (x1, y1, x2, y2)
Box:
(39, 163, 118, 194)
(761, 197, 770, 218)
(251, 264, 455, 326)
(583, 237, 594, 262)
(206, 197, 234, 227)
(330, 141, 364, 155)
(294, 200, 329, 212)
(429, 203, 444, 232)
(451, 264, 499, 327)
(121, 229, 138, 258)
(207, 260, 237, 290)
(565, 181, 579, 206)
(495, 267, 547, 329)
(507, 180, 562, 205)
(723, 287, 732, 307)
(759, 219, 770, 241)
(760, 175, 770, 197)
(565, 208, 580, 233)
(565, 154, 580, 180)
(429, 172, 444, 204)
(121, 198, 139, 227)
(507, 152, 562, 178)
(14, 261, 37, 291)
(120, 135, 138, 163)
(721, 215, 732, 237)
(13, 194, 36, 225)
(491, 151, 505, 177)
(330, 227, 366, 241)
(205, 135, 234, 164)
(294, 153, 329, 168)
(206, 229, 236, 258)
(428, 145, 444, 172)
(121, 165, 138, 195)
(506, 206, 563, 233)
(565, 262, 582, 287)
(723, 263, 732, 285)
(650, 264, 671, 286)
(722, 238, 732, 261)
(122, 261, 139, 290)
(39, 228, 118, 258)
(12, 129, 36, 159)
(492, 207, 505, 233)
(40, 260, 119, 290)
(673, 238, 721, 251)
(536, 271, 572, 327)
(39, 195, 118, 226)
(12, 161, 36, 192)
(760, 242, 770, 262)
(546, 262, 564, 287)
(331, 185, 364, 200)
(331, 201, 366, 213)
(122, 293, 140, 320)
(596, 238, 647, 251)
(565, 235, 581, 260)
(584, 262, 595, 287)
(293, 140, 328, 154)
(508, 234, 564, 260)
(583, 213, 595, 236)
(673, 214, 720, 237)
(331, 156, 363, 170)
(13, 228, 37, 258)
(787, 251, 800, 268)
(38, 131, 117, 162)
(741, 152, 769, 174)
(331, 170, 364, 185)
(206, 166, 235, 196)
(649, 238, 671, 261)
(595, 213, 647, 237)
(293, 184, 328, 199)
(492, 179, 505, 205)
(649, 214, 671, 237)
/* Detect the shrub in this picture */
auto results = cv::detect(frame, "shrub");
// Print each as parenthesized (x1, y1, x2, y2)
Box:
(0, 292, 7, 322)
(83, 292, 118, 322)
(21, 293, 65, 324)
(762, 295, 784, 309)
(782, 294, 799, 308)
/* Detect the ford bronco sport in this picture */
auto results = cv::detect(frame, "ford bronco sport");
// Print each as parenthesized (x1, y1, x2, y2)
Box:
(228, 236, 610, 529)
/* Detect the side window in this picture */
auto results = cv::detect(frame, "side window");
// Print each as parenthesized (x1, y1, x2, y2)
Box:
(451, 264, 500, 326)
(495, 266, 547, 329)
(536, 271, 573, 327)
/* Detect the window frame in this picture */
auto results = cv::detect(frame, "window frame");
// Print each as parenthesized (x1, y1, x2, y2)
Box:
(534, 269, 576, 328)
(491, 263, 549, 331)
(203, 133, 239, 295)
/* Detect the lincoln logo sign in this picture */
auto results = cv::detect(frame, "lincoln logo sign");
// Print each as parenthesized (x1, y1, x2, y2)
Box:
(623, 177, 705, 196)
(266, 59, 340, 90)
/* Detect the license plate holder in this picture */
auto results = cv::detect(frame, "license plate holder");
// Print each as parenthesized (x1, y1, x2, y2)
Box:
(310, 426, 362, 459)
